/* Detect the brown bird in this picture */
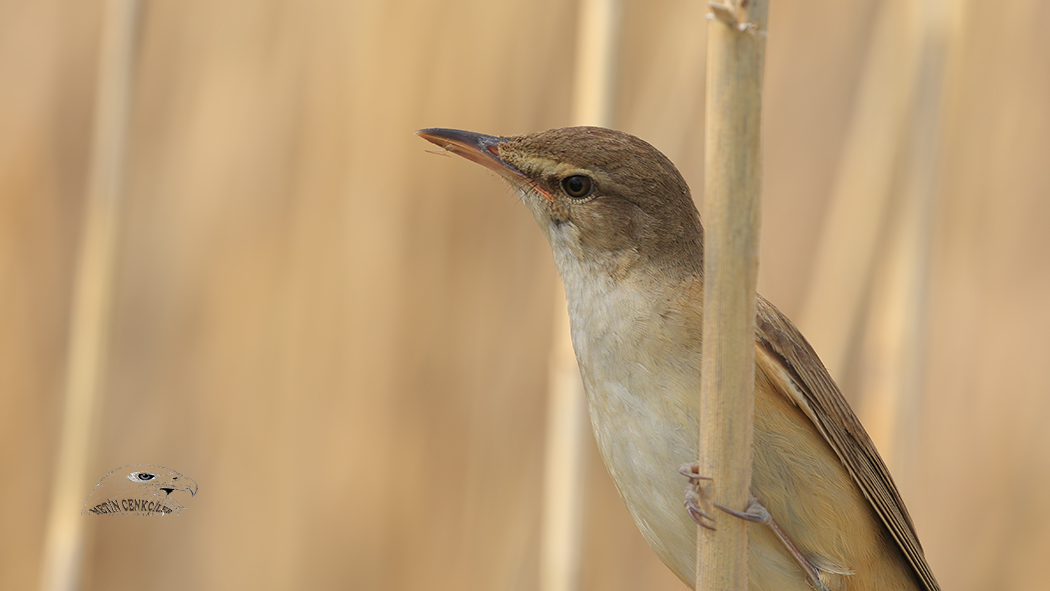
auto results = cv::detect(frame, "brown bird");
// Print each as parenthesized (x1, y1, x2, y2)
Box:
(416, 126, 939, 591)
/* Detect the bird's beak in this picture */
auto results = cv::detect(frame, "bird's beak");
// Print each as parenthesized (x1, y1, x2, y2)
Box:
(164, 474, 198, 497)
(415, 128, 550, 199)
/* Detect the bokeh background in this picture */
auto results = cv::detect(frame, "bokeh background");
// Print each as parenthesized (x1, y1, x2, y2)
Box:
(3, 0, 1050, 590)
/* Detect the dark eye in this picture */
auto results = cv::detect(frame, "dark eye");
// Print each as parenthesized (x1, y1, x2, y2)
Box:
(561, 175, 593, 198)
(135, 472, 156, 481)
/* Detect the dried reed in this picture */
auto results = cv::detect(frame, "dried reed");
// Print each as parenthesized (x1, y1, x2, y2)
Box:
(697, 1, 768, 589)
(39, 1, 140, 590)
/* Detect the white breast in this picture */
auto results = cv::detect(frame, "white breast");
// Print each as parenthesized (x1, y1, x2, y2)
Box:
(548, 226, 704, 582)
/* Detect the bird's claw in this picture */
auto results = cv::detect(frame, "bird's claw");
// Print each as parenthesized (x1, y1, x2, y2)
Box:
(678, 465, 774, 532)
(678, 462, 713, 482)
(685, 492, 717, 530)
(679, 462, 717, 529)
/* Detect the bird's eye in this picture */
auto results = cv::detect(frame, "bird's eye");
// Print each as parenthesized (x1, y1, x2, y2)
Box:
(561, 175, 593, 199)
(132, 472, 156, 482)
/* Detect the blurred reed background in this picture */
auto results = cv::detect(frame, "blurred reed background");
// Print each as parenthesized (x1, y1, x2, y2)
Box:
(2, 0, 1049, 590)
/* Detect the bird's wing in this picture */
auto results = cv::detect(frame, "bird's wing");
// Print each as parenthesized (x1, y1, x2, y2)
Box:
(753, 294, 940, 591)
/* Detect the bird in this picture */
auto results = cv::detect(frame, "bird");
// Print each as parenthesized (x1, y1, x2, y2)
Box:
(416, 126, 940, 591)
(82, 464, 198, 516)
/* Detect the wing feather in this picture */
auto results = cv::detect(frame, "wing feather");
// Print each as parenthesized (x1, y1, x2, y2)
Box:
(753, 295, 940, 591)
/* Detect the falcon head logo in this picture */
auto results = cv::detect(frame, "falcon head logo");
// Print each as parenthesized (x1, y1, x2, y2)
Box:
(83, 465, 198, 516)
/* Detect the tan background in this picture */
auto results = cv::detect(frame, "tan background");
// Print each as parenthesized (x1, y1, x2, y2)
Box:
(2, 0, 1049, 590)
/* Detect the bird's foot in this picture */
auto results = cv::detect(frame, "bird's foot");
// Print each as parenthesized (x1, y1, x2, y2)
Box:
(717, 496, 831, 591)
(714, 496, 771, 524)
(678, 462, 716, 530)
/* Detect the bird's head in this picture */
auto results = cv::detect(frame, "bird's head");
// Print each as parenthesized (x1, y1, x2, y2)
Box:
(416, 126, 704, 280)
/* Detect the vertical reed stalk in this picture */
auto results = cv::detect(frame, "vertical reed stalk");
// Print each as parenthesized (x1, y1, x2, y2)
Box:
(797, 0, 925, 382)
(40, 1, 140, 590)
(797, 0, 961, 484)
(855, 0, 958, 487)
(697, 1, 767, 590)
